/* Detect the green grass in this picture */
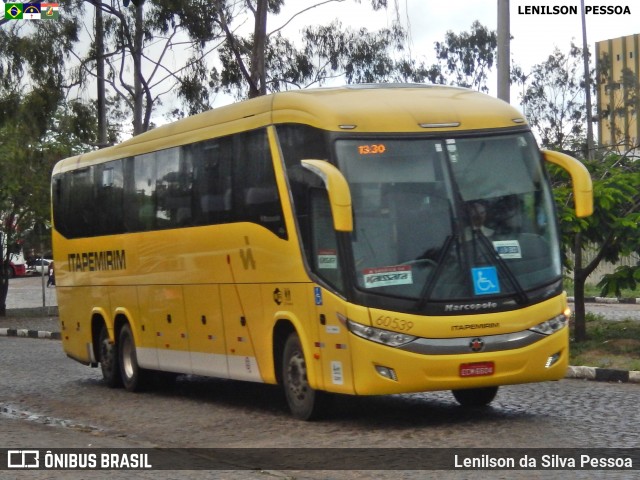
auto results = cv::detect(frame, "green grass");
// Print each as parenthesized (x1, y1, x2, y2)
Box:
(564, 280, 640, 298)
(570, 313, 640, 371)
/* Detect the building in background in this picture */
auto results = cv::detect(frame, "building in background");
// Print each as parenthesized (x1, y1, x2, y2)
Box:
(596, 33, 640, 154)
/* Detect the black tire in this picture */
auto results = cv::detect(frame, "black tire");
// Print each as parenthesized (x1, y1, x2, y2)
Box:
(452, 386, 498, 407)
(99, 325, 122, 388)
(118, 323, 148, 392)
(282, 332, 327, 420)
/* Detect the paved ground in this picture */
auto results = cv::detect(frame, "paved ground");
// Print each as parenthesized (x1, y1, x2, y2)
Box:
(5, 274, 57, 310)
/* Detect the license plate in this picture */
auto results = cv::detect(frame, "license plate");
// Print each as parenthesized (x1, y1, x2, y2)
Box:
(459, 361, 495, 377)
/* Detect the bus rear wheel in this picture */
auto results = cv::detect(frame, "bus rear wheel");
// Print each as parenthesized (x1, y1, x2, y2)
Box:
(282, 332, 327, 420)
(452, 386, 498, 407)
(99, 325, 122, 388)
(118, 323, 148, 392)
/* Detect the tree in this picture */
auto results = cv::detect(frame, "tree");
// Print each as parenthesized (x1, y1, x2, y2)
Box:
(551, 153, 640, 341)
(78, 0, 228, 134)
(0, 6, 91, 314)
(211, 0, 429, 99)
(0, 94, 99, 315)
(513, 43, 592, 157)
(516, 43, 640, 341)
(433, 21, 497, 92)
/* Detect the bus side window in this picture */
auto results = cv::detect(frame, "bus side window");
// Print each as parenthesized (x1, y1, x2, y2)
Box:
(234, 129, 286, 239)
(95, 160, 124, 235)
(133, 153, 157, 230)
(155, 147, 189, 228)
(310, 188, 344, 292)
(68, 167, 95, 237)
(188, 137, 233, 226)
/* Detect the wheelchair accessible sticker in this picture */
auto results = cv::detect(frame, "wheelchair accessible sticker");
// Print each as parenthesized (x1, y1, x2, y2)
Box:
(471, 266, 500, 295)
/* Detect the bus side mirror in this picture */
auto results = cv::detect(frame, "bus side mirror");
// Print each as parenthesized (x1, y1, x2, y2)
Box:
(301, 159, 353, 232)
(542, 150, 594, 218)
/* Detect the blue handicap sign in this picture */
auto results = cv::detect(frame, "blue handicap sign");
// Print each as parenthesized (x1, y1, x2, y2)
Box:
(471, 266, 500, 296)
(314, 286, 323, 305)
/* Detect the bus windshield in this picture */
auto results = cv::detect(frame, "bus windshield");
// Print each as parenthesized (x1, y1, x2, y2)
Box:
(335, 133, 561, 303)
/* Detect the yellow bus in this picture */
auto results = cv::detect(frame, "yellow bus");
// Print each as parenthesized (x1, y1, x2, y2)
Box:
(51, 84, 592, 420)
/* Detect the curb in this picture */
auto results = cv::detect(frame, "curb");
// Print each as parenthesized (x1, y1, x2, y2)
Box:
(567, 297, 640, 304)
(4, 307, 59, 317)
(0, 328, 61, 340)
(565, 365, 640, 384)
(1, 328, 638, 385)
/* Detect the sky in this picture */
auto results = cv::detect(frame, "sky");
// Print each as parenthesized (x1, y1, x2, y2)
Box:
(7, 1, 637, 124)
(270, 0, 640, 107)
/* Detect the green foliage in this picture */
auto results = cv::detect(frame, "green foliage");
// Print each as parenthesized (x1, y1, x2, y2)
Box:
(0, 8, 100, 311)
(514, 43, 592, 156)
(597, 265, 640, 298)
(550, 151, 640, 340)
(553, 153, 640, 267)
(433, 21, 497, 92)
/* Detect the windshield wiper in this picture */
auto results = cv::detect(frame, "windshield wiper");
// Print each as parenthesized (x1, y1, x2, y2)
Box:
(415, 234, 457, 310)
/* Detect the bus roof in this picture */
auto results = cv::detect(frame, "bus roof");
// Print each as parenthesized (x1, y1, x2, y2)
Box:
(53, 84, 528, 174)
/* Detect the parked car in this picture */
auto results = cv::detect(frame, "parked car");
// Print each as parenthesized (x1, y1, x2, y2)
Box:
(30, 258, 53, 276)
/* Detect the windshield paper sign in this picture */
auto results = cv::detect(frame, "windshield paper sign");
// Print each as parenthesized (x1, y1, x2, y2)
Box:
(492, 240, 522, 259)
(363, 265, 413, 288)
(317, 249, 338, 269)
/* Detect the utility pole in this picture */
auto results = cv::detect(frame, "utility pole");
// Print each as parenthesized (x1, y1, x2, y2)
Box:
(497, 0, 510, 102)
(580, 0, 595, 159)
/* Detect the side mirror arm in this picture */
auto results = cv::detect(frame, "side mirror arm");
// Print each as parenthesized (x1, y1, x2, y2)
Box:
(542, 150, 594, 218)
(301, 160, 353, 232)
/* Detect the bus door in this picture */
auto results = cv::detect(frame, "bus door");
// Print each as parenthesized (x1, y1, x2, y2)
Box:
(312, 286, 355, 394)
(309, 188, 355, 394)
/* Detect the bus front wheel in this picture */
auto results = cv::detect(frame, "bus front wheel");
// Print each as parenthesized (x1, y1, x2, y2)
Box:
(118, 323, 147, 392)
(452, 386, 498, 407)
(282, 332, 327, 421)
(99, 325, 122, 388)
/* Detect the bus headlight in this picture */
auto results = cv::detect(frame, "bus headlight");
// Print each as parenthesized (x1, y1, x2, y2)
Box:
(347, 320, 417, 347)
(529, 313, 569, 335)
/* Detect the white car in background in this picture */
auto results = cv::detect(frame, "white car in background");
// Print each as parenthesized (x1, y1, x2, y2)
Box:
(29, 258, 53, 276)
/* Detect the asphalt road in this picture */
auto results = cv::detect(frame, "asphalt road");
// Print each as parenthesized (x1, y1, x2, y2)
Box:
(1, 335, 640, 479)
(2, 277, 640, 479)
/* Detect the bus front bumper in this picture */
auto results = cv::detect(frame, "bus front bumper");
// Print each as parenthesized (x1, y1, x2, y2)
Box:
(347, 326, 569, 395)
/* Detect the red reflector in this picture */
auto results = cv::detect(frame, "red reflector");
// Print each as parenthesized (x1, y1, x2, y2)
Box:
(459, 361, 495, 377)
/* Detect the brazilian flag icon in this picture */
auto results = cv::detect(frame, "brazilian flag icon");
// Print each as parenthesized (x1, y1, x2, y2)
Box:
(5, 3, 24, 20)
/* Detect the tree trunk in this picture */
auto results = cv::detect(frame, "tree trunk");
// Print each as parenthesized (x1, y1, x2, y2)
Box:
(0, 271, 7, 317)
(573, 233, 588, 341)
(1, 236, 8, 316)
(249, 0, 268, 98)
(132, 1, 144, 135)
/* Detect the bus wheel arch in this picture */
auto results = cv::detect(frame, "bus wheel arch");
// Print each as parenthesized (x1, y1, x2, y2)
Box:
(272, 320, 295, 386)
